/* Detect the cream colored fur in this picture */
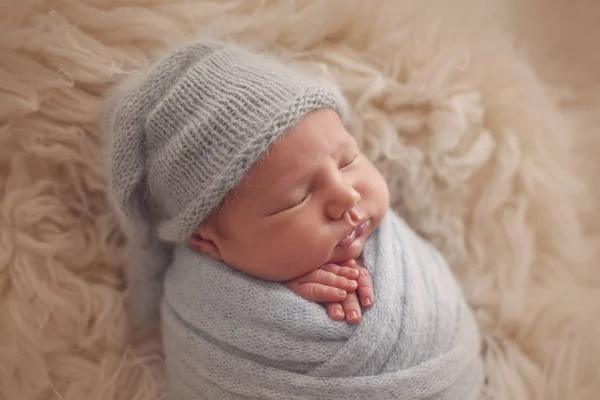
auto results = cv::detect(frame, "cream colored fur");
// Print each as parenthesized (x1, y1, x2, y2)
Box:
(1, 1, 599, 399)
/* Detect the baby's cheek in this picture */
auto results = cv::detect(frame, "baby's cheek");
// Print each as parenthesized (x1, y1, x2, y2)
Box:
(300, 234, 335, 268)
(277, 211, 334, 267)
(362, 167, 389, 212)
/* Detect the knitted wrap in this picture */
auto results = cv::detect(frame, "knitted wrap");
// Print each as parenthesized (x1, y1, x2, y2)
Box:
(162, 211, 484, 399)
(102, 40, 348, 323)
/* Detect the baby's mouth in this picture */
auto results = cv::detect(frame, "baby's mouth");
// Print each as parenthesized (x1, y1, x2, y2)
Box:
(337, 219, 369, 248)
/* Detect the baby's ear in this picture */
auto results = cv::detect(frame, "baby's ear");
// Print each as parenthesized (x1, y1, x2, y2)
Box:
(188, 226, 222, 261)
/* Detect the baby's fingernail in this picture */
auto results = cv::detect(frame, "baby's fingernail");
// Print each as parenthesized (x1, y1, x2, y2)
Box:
(334, 308, 344, 317)
(347, 279, 358, 287)
(363, 297, 371, 306)
(337, 289, 346, 296)
(349, 311, 358, 320)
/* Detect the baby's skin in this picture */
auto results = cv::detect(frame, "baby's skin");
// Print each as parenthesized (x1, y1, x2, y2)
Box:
(284, 258, 373, 323)
(188, 109, 390, 323)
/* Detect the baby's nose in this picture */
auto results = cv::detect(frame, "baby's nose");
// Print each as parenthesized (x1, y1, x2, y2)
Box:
(344, 187, 361, 209)
(327, 186, 361, 220)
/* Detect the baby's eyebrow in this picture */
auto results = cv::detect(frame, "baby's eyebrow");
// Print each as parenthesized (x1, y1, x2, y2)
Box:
(273, 168, 311, 191)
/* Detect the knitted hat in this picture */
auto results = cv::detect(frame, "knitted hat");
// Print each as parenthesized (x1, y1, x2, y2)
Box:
(103, 40, 348, 323)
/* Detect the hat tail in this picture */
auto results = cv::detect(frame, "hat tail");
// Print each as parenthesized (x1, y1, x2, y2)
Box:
(126, 225, 172, 324)
(102, 67, 173, 324)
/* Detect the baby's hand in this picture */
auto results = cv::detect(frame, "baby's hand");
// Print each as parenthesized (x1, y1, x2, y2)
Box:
(325, 259, 374, 324)
(284, 264, 361, 303)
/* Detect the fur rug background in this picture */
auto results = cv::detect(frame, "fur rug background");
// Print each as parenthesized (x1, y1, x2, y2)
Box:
(1, 0, 599, 399)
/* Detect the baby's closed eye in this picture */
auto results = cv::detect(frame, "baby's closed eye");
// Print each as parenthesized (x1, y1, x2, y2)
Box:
(339, 154, 358, 169)
(268, 192, 311, 216)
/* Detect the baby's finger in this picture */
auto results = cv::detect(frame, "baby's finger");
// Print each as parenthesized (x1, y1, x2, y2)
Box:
(341, 291, 362, 324)
(287, 282, 348, 303)
(294, 269, 357, 292)
(325, 303, 345, 321)
(321, 263, 359, 280)
(356, 266, 374, 307)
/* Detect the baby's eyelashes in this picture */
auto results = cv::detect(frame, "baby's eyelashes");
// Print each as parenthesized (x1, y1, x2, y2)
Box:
(266, 192, 311, 216)
(281, 193, 311, 213)
(288, 193, 311, 209)
(340, 154, 358, 169)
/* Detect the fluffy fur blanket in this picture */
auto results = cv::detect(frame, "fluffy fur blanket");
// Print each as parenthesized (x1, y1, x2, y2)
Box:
(1, 0, 599, 399)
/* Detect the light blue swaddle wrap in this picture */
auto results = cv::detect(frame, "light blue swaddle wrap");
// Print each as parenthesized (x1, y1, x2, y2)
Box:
(161, 210, 484, 399)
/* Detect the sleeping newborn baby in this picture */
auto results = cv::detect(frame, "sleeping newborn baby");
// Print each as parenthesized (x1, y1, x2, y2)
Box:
(104, 40, 484, 400)
(188, 104, 386, 325)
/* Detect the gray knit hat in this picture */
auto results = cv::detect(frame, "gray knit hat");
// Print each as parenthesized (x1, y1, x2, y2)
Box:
(103, 40, 348, 323)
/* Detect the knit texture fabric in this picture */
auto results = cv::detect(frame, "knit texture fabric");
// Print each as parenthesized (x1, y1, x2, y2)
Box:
(161, 210, 484, 399)
(102, 40, 348, 323)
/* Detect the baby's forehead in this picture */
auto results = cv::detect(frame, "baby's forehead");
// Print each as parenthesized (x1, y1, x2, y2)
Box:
(267, 129, 353, 161)
(234, 109, 356, 186)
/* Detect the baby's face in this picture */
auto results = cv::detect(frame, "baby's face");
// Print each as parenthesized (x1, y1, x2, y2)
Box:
(190, 109, 389, 281)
